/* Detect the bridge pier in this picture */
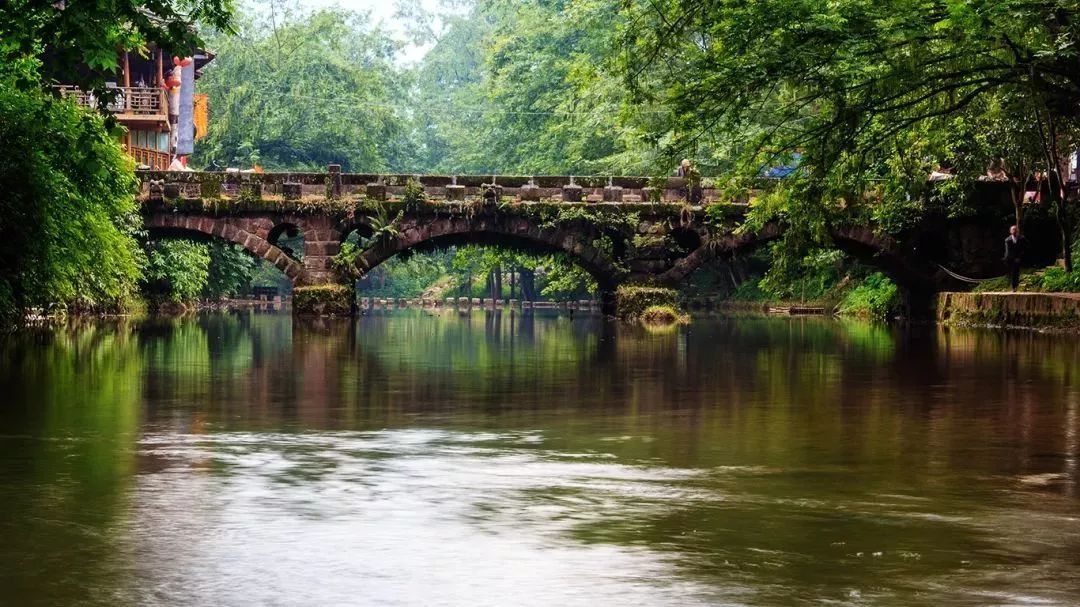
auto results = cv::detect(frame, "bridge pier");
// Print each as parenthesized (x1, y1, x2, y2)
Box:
(293, 283, 354, 316)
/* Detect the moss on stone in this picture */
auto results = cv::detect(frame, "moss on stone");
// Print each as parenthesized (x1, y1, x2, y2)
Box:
(616, 285, 681, 320)
(640, 304, 689, 326)
(937, 292, 1080, 329)
(199, 173, 223, 199)
(293, 284, 353, 316)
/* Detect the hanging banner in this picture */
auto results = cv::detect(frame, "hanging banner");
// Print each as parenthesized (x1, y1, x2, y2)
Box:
(176, 60, 196, 155)
(193, 93, 209, 140)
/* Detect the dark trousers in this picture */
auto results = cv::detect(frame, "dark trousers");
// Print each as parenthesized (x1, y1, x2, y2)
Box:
(1007, 261, 1021, 290)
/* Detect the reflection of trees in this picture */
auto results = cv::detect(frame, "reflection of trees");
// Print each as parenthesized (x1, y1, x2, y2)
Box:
(3, 314, 1080, 604)
(0, 322, 142, 604)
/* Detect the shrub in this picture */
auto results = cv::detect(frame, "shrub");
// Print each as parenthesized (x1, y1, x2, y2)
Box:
(0, 70, 143, 322)
(142, 240, 212, 304)
(1032, 267, 1080, 292)
(402, 178, 428, 211)
(837, 272, 900, 319)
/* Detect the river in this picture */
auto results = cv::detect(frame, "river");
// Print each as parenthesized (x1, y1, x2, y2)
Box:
(1, 311, 1078, 606)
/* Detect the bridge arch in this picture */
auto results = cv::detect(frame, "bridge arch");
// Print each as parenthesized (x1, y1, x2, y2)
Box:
(144, 213, 308, 283)
(350, 215, 625, 293)
(658, 222, 938, 297)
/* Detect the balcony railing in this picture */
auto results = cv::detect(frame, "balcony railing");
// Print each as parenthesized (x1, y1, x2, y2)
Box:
(56, 85, 168, 118)
(129, 146, 172, 171)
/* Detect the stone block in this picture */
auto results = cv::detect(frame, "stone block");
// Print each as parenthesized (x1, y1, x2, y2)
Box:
(283, 182, 302, 200)
(163, 183, 182, 199)
(562, 184, 583, 203)
(445, 184, 466, 201)
(519, 184, 541, 202)
(603, 186, 624, 202)
(327, 164, 342, 198)
(240, 182, 262, 199)
(366, 183, 387, 201)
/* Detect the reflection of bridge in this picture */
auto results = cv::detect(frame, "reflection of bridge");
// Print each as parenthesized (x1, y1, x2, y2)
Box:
(139, 168, 1031, 314)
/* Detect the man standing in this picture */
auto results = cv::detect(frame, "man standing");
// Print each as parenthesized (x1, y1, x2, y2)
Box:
(676, 159, 693, 177)
(1004, 225, 1027, 291)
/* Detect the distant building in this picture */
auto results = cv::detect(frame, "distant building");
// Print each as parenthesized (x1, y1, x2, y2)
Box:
(56, 43, 213, 170)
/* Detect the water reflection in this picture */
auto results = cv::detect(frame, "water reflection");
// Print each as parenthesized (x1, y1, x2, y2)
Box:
(0, 312, 1079, 605)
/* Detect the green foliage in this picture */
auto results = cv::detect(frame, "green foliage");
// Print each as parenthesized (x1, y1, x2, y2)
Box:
(142, 240, 211, 304)
(0, 69, 144, 323)
(402, 178, 428, 211)
(205, 242, 256, 299)
(1032, 267, 1080, 293)
(408, 0, 671, 175)
(627, 0, 1080, 267)
(758, 246, 845, 303)
(195, 7, 412, 171)
(838, 273, 901, 319)
(0, 0, 232, 99)
(538, 257, 597, 300)
(616, 286, 679, 320)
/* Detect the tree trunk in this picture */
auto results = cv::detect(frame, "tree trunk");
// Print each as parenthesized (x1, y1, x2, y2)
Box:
(518, 266, 536, 301)
(1032, 101, 1073, 271)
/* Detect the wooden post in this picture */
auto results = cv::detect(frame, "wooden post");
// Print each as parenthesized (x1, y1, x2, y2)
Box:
(122, 51, 131, 88)
(156, 48, 164, 87)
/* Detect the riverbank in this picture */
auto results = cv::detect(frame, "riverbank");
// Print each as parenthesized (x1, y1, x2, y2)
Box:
(937, 291, 1080, 330)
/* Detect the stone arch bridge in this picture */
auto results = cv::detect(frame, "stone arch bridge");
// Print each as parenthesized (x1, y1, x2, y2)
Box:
(140, 169, 1029, 315)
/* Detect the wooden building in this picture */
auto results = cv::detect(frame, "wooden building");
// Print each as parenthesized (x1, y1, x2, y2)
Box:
(57, 44, 213, 170)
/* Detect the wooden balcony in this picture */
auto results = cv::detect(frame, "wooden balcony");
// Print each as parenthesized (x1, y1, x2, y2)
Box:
(128, 146, 172, 171)
(56, 85, 170, 130)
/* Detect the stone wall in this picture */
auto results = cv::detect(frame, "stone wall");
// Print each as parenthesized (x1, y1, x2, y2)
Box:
(937, 292, 1080, 329)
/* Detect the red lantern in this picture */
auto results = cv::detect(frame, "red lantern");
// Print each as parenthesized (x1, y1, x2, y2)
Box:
(173, 56, 193, 67)
(165, 75, 181, 88)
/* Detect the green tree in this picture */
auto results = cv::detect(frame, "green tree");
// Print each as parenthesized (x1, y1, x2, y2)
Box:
(205, 241, 256, 298)
(1, 0, 233, 97)
(409, 0, 668, 175)
(195, 4, 413, 171)
(625, 0, 1080, 268)
(0, 1, 234, 324)
(0, 62, 144, 322)
(142, 240, 211, 304)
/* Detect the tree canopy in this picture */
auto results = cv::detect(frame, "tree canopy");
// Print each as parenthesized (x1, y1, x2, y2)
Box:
(0, 1, 235, 323)
(195, 7, 413, 171)
(625, 0, 1080, 263)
